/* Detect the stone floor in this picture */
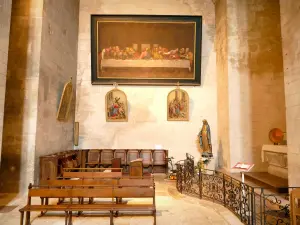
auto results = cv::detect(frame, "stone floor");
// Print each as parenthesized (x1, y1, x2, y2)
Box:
(0, 177, 243, 225)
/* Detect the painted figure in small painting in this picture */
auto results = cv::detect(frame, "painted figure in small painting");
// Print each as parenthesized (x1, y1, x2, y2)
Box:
(167, 89, 189, 121)
(198, 119, 213, 157)
(105, 89, 128, 122)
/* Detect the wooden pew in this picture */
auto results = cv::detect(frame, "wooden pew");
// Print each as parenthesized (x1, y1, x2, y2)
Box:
(20, 177, 156, 225)
(40, 176, 154, 205)
(19, 183, 115, 225)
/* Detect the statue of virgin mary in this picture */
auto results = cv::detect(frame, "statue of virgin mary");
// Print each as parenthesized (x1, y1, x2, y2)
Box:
(198, 119, 213, 157)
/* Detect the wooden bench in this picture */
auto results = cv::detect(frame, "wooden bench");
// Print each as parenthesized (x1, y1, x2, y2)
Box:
(40, 179, 120, 207)
(20, 178, 156, 225)
(61, 169, 123, 205)
(62, 167, 123, 179)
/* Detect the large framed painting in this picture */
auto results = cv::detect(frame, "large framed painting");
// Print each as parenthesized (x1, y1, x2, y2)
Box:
(105, 88, 128, 122)
(167, 88, 189, 121)
(91, 15, 202, 86)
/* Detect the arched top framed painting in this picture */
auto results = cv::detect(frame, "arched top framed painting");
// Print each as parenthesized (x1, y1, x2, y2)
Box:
(91, 15, 202, 86)
(105, 88, 128, 122)
(167, 88, 189, 121)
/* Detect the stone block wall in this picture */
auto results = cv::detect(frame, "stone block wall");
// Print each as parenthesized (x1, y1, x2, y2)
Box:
(0, 0, 12, 163)
(76, 0, 218, 163)
(35, 0, 79, 181)
(280, 0, 300, 186)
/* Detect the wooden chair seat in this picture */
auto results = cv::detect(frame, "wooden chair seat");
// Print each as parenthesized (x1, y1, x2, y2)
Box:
(111, 204, 155, 211)
(20, 204, 69, 211)
(61, 204, 155, 211)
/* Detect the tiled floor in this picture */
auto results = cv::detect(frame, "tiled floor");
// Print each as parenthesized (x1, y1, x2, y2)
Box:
(0, 177, 243, 225)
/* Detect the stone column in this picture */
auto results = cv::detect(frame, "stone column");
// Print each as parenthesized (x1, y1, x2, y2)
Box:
(0, 0, 43, 193)
(216, 0, 286, 172)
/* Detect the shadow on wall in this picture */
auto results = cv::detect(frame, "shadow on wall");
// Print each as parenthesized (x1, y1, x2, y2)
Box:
(0, 0, 31, 193)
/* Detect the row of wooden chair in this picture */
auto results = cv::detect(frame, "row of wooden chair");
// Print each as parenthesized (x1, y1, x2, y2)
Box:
(85, 149, 167, 167)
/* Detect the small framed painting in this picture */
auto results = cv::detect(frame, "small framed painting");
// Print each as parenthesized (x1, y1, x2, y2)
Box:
(167, 88, 189, 121)
(105, 88, 128, 122)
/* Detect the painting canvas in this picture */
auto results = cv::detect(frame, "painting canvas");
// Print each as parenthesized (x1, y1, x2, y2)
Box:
(91, 15, 202, 85)
(167, 88, 189, 121)
(105, 88, 128, 122)
(57, 78, 73, 121)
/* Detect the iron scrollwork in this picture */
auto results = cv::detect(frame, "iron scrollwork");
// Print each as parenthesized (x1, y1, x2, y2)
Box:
(175, 153, 297, 225)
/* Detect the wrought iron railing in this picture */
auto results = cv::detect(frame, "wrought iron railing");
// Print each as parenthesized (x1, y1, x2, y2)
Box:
(176, 153, 298, 225)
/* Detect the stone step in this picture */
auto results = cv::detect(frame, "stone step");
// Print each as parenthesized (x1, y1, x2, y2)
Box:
(244, 172, 288, 193)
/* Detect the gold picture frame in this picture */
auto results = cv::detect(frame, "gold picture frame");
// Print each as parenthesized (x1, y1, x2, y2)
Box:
(167, 87, 189, 121)
(105, 86, 128, 122)
(57, 78, 73, 121)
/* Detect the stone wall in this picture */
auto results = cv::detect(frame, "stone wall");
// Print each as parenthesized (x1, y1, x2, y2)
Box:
(216, 0, 286, 171)
(76, 0, 217, 163)
(35, 0, 79, 181)
(0, 0, 12, 163)
(280, 0, 300, 186)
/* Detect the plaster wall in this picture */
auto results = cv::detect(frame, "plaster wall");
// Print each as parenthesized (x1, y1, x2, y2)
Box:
(76, 0, 218, 164)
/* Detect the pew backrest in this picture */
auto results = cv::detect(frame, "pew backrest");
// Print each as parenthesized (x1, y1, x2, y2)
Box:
(40, 179, 119, 186)
(62, 171, 122, 179)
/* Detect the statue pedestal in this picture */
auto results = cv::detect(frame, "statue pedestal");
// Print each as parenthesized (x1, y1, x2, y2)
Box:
(261, 145, 288, 179)
(202, 157, 216, 171)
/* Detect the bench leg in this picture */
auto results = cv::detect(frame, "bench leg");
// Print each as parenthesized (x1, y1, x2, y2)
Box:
(39, 198, 45, 216)
(65, 211, 68, 225)
(58, 198, 65, 204)
(114, 211, 119, 217)
(25, 211, 30, 225)
(77, 198, 83, 216)
(110, 210, 114, 225)
(45, 197, 49, 205)
(20, 211, 24, 225)
(68, 211, 73, 225)
(153, 210, 156, 225)
(116, 197, 123, 204)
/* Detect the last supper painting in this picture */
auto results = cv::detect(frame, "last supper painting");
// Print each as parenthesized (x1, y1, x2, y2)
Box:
(91, 15, 202, 85)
